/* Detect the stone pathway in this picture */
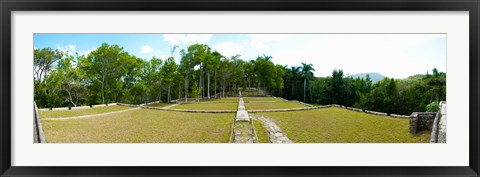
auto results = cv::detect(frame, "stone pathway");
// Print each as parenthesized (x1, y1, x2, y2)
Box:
(232, 96, 257, 143)
(235, 98, 249, 122)
(42, 108, 140, 121)
(233, 121, 255, 143)
(251, 115, 292, 143)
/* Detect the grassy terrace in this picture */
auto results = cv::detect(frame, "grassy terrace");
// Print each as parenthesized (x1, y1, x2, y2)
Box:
(170, 103, 238, 110)
(245, 102, 307, 110)
(240, 91, 263, 97)
(146, 103, 174, 108)
(200, 97, 239, 103)
(257, 107, 430, 143)
(243, 97, 285, 102)
(253, 119, 270, 143)
(38, 105, 132, 119)
(41, 109, 234, 143)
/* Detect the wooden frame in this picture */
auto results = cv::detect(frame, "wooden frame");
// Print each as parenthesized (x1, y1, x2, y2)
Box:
(1, 0, 479, 176)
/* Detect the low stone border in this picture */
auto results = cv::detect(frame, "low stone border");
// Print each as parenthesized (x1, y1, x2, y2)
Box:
(328, 104, 410, 119)
(42, 107, 140, 121)
(364, 110, 388, 116)
(250, 119, 260, 143)
(245, 101, 285, 103)
(34, 102, 46, 143)
(430, 112, 441, 143)
(117, 101, 410, 119)
(228, 116, 236, 143)
(117, 103, 140, 107)
(390, 114, 410, 119)
(289, 100, 314, 107)
(38, 103, 119, 111)
(140, 101, 162, 106)
(141, 106, 237, 113)
(180, 101, 238, 104)
(248, 107, 319, 113)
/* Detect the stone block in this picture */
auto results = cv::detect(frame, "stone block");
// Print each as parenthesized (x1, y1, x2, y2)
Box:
(235, 110, 250, 122)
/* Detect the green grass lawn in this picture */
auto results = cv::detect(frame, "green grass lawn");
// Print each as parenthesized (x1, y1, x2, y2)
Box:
(258, 107, 430, 143)
(243, 97, 285, 102)
(41, 109, 234, 143)
(200, 97, 239, 103)
(245, 102, 307, 110)
(253, 119, 270, 143)
(171, 103, 238, 110)
(38, 105, 132, 119)
(146, 103, 174, 108)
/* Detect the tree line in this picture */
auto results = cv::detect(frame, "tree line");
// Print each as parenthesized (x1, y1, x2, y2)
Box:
(34, 42, 445, 115)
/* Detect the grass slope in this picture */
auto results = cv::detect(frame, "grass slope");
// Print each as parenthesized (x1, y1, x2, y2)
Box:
(253, 120, 270, 143)
(258, 108, 430, 143)
(200, 97, 239, 103)
(243, 97, 285, 102)
(147, 103, 174, 108)
(245, 102, 307, 110)
(38, 105, 131, 118)
(41, 109, 234, 143)
(171, 103, 238, 110)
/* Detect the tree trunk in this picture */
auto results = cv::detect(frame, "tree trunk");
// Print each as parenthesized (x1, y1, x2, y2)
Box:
(207, 71, 210, 99)
(257, 81, 261, 96)
(184, 74, 189, 102)
(168, 85, 171, 103)
(310, 83, 313, 103)
(304, 79, 306, 103)
(214, 71, 217, 98)
(102, 76, 105, 104)
(159, 81, 163, 103)
(222, 78, 226, 98)
(200, 66, 204, 99)
(292, 81, 295, 100)
(178, 81, 181, 99)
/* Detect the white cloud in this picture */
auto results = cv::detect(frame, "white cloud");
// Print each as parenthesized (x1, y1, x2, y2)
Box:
(56, 44, 76, 54)
(163, 34, 212, 45)
(78, 48, 97, 56)
(213, 42, 244, 57)
(141, 45, 154, 54)
(249, 34, 291, 51)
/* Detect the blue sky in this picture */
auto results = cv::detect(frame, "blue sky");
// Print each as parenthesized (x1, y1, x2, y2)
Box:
(34, 33, 446, 78)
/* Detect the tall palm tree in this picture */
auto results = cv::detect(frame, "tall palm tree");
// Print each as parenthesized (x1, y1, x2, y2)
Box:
(290, 66, 301, 100)
(300, 62, 315, 103)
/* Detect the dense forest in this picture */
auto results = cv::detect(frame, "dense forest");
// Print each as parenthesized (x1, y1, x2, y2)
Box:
(34, 43, 446, 115)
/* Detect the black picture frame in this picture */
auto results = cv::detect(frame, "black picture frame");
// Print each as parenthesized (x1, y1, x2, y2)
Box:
(1, 0, 479, 176)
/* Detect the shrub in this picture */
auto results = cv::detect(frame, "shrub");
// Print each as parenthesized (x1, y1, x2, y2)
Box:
(425, 101, 440, 112)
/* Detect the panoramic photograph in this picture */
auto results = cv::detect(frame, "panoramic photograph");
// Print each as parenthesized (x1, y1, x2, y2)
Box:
(33, 33, 447, 143)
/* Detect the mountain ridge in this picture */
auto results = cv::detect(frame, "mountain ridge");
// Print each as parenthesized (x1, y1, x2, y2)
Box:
(349, 72, 385, 83)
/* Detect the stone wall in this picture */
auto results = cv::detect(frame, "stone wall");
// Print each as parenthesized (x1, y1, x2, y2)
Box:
(409, 112, 437, 134)
(437, 101, 447, 143)
(38, 103, 119, 111)
(33, 102, 46, 143)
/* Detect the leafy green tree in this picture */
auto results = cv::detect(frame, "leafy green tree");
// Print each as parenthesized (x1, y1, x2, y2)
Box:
(254, 55, 275, 96)
(79, 43, 128, 104)
(161, 57, 178, 103)
(48, 55, 86, 107)
(34, 48, 65, 107)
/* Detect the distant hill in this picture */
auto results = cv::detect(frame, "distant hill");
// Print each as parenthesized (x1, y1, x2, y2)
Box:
(350, 72, 385, 83)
